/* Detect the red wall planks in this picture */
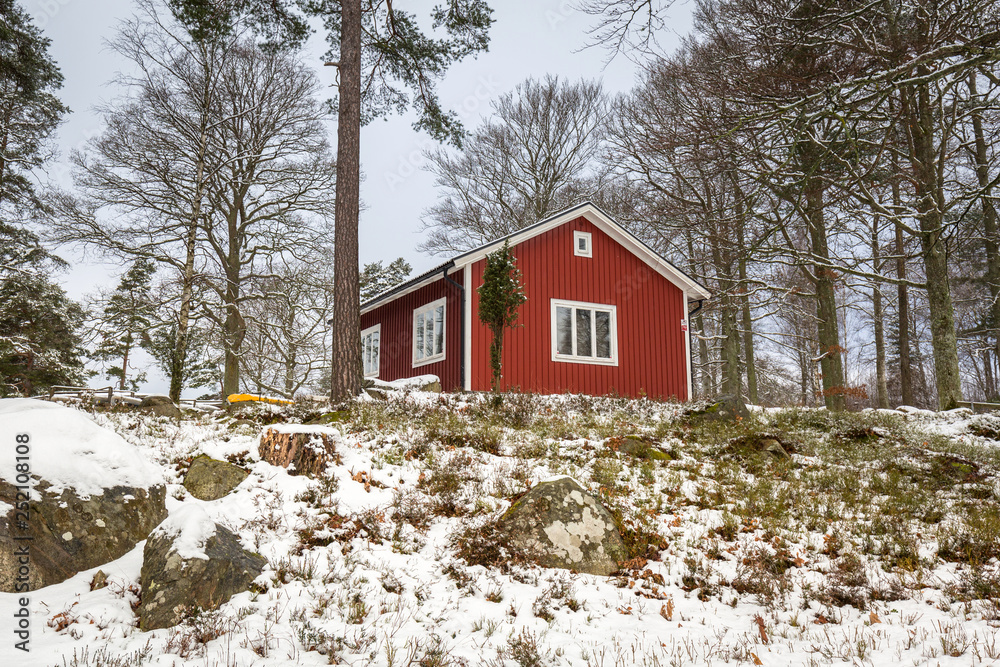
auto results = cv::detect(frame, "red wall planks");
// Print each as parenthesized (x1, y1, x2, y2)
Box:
(360, 270, 464, 391)
(468, 216, 688, 400)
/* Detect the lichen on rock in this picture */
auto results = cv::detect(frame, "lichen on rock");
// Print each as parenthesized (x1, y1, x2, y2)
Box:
(499, 476, 626, 576)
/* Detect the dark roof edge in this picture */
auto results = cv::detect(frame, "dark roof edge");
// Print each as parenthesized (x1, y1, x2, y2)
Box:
(360, 260, 455, 312)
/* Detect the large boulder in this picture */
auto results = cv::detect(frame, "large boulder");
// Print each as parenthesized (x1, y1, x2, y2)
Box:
(139, 395, 182, 419)
(139, 505, 266, 631)
(182, 457, 249, 501)
(499, 477, 626, 576)
(0, 399, 167, 591)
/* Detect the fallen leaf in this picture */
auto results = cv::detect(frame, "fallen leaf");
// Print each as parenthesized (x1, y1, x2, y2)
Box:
(750, 652, 763, 666)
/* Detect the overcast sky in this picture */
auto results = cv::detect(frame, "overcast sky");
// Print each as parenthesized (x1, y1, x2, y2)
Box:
(27, 0, 692, 393)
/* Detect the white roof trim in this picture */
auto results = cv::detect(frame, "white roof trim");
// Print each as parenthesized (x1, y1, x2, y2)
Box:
(453, 204, 711, 300)
(360, 202, 711, 316)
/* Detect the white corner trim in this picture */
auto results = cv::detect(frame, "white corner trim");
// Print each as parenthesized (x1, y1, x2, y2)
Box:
(463, 263, 472, 390)
(412, 297, 447, 368)
(550, 298, 619, 366)
(361, 323, 381, 378)
(683, 291, 692, 400)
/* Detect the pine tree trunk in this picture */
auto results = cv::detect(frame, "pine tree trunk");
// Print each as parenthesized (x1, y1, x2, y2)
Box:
(903, 77, 963, 410)
(329, 0, 363, 403)
(802, 161, 846, 411)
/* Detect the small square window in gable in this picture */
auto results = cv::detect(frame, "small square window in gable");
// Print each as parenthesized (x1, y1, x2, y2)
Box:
(574, 230, 592, 257)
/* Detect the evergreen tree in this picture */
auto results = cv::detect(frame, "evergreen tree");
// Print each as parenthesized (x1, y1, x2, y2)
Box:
(0, 0, 69, 214)
(92, 258, 157, 391)
(477, 240, 526, 392)
(0, 270, 86, 397)
(359, 258, 411, 302)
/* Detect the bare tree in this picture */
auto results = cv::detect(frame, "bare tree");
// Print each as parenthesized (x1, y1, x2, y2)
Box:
(420, 76, 609, 254)
(239, 259, 332, 398)
(49, 1, 336, 398)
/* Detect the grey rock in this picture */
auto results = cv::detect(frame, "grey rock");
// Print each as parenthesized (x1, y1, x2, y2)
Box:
(499, 477, 626, 576)
(365, 388, 388, 401)
(90, 570, 108, 591)
(420, 380, 442, 393)
(182, 457, 249, 501)
(139, 508, 266, 631)
(690, 394, 750, 423)
(0, 481, 167, 592)
(759, 438, 791, 460)
(140, 395, 182, 419)
(620, 436, 672, 461)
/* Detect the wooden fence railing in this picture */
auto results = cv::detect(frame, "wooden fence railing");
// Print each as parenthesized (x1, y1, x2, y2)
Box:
(39, 386, 223, 410)
(956, 401, 1000, 414)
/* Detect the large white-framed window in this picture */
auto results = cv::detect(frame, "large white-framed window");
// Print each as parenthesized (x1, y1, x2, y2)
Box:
(413, 297, 446, 367)
(551, 299, 618, 365)
(361, 323, 381, 377)
(574, 231, 593, 257)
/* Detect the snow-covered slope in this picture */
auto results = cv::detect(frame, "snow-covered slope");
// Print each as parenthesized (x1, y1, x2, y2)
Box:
(2, 394, 1000, 666)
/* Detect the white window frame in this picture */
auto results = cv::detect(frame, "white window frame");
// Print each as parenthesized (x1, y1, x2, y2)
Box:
(550, 299, 618, 366)
(574, 231, 593, 257)
(361, 323, 381, 378)
(412, 297, 447, 367)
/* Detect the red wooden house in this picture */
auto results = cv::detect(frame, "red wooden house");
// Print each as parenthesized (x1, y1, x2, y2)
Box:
(359, 203, 710, 400)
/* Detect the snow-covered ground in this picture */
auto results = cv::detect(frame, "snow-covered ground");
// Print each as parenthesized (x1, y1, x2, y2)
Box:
(3, 393, 1000, 666)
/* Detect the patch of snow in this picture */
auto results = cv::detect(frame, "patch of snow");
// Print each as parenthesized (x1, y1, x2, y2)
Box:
(371, 374, 439, 390)
(150, 504, 217, 561)
(0, 399, 165, 497)
(263, 423, 341, 436)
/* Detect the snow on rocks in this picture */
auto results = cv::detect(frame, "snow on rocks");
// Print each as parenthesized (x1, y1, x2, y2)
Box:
(139, 505, 265, 631)
(0, 399, 164, 497)
(0, 399, 167, 591)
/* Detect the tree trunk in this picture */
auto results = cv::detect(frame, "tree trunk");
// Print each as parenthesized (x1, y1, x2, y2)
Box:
(169, 72, 211, 403)
(720, 305, 740, 397)
(969, 73, 1000, 388)
(222, 213, 244, 396)
(871, 218, 889, 408)
(893, 177, 914, 407)
(802, 156, 846, 411)
(120, 334, 132, 391)
(169, 221, 198, 403)
(903, 77, 963, 410)
(736, 217, 757, 404)
(329, 0, 363, 403)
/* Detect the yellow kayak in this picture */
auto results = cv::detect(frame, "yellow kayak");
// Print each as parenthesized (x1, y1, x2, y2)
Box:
(226, 393, 294, 406)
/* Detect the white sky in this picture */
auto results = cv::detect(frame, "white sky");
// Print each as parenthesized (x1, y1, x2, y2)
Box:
(27, 0, 693, 394)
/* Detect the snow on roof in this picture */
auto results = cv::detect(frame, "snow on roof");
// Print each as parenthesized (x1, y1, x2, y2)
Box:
(149, 504, 216, 561)
(0, 399, 165, 498)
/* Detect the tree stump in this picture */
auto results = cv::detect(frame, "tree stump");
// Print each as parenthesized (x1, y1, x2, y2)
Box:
(259, 426, 340, 477)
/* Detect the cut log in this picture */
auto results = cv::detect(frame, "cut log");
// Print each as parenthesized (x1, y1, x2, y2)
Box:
(259, 425, 340, 477)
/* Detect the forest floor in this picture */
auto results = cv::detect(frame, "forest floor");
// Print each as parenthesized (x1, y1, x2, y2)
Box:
(7, 390, 1000, 667)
